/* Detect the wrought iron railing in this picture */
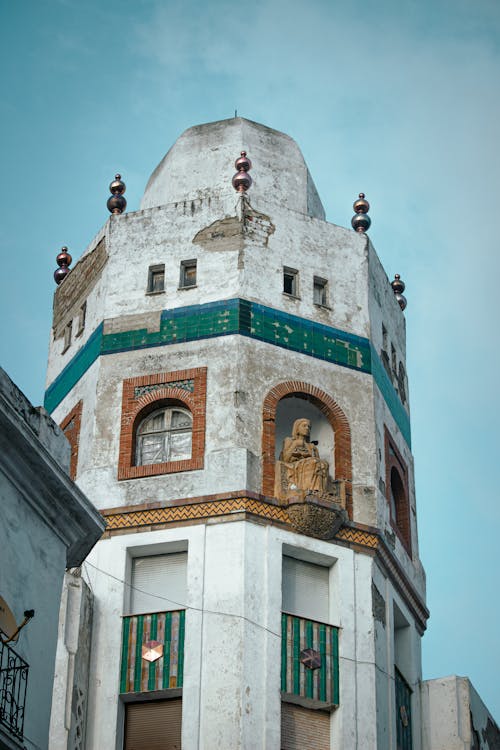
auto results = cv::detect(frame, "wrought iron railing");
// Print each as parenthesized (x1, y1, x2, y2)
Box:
(0, 637, 29, 740)
(120, 610, 185, 694)
(281, 613, 339, 707)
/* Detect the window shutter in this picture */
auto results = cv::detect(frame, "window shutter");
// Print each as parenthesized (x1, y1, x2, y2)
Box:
(281, 703, 329, 750)
(282, 556, 329, 622)
(125, 699, 182, 750)
(130, 553, 187, 614)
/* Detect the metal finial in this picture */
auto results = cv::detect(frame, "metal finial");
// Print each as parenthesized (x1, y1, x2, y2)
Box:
(107, 173, 127, 214)
(54, 246, 72, 285)
(391, 274, 407, 310)
(351, 192, 371, 233)
(232, 151, 252, 193)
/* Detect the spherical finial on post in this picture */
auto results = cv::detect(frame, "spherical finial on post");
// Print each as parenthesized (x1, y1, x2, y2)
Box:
(351, 192, 371, 233)
(107, 173, 127, 214)
(391, 274, 407, 310)
(232, 151, 252, 193)
(54, 246, 73, 285)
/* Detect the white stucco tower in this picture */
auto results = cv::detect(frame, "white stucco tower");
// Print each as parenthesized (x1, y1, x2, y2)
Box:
(46, 118, 427, 750)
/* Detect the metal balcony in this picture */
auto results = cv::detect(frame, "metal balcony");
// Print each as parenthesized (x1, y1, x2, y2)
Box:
(0, 638, 28, 741)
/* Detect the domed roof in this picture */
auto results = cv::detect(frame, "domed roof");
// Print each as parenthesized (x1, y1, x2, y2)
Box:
(140, 117, 325, 220)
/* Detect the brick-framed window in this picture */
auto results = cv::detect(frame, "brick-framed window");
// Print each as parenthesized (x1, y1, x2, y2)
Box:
(384, 426, 411, 555)
(118, 368, 207, 481)
(262, 381, 353, 518)
(60, 400, 83, 480)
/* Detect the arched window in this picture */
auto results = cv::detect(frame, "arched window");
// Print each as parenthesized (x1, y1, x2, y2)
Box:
(385, 427, 412, 555)
(390, 466, 405, 526)
(135, 406, 192, 466)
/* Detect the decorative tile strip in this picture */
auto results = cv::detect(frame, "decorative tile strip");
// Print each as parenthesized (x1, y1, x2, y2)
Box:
(44, 299, 410, 449)
(281, 613, 339, 706)
(120, 610, 185, 693)
(104, 497, 288, 531)
(335, 527, 379, 549)
(134, 379, 194, 399)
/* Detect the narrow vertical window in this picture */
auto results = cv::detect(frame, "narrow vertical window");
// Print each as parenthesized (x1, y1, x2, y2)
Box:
(179, 259, 197, 288)
(313, 276, 328, 306)
(391, 343, 397, 376)
(63, 320, 72, 352)
(77, 302, 86, 336)
(283, 267, 298, 297)
(382, 323, 388, 351)
(147, 264, 165, 294)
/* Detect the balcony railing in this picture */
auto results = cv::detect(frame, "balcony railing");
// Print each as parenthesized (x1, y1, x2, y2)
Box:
(120, 610, 185, 694)
(0, 637, 29, 741)
(281, 613, 339, 707)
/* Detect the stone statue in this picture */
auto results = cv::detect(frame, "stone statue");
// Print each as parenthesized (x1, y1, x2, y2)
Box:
(275, 418, 329, 500)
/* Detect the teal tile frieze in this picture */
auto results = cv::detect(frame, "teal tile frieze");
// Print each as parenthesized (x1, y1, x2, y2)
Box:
(44, 299, 410, 446)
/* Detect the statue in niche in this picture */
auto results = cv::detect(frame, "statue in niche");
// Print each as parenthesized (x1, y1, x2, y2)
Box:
(275, 418, 330, 500)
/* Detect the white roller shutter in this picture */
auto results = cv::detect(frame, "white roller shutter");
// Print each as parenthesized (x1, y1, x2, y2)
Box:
(130, 553, 187, 614)
(282, 556, 329, 623)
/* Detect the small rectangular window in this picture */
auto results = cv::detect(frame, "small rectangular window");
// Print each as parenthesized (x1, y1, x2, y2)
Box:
(179, 259, 197, 288)
(76, 302, 86, 336)
(147, 264, 165, 294)
(283, 267, 298, 297)
(63, 320, 72, 352)
(313, 276, 328, 306)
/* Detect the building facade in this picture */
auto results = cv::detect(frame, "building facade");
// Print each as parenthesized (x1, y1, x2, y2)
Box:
(0, 369, 105, 750)
(46, 118, 429, 749)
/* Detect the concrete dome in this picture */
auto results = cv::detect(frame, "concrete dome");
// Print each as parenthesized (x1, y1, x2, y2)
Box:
(140, 117, 325, 220)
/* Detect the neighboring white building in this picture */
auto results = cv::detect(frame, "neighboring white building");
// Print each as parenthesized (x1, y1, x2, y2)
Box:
(43, 118, 496, 749)
(421, 677, 500, 750)
(0, 369, 105, 750)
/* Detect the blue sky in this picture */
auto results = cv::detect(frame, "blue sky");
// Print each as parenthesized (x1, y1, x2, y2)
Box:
(1, 0, 499, 721)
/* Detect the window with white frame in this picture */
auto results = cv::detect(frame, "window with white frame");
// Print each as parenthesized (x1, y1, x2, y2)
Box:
(135, 406, 192, 466)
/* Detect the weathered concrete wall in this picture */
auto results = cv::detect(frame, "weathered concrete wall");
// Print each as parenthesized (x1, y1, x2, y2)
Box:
(50, 571, 94, 750)
(82, 520, 400, 749)
(140, 117, 325, 220)
(422, 676, 500, 750)
(0, 369, 104, 750)
(0, 471, 66, 749)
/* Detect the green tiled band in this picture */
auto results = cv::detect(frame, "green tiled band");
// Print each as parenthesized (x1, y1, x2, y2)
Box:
(44, 298, 410, 445)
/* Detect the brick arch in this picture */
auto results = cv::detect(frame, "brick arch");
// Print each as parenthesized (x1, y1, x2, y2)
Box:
(131, 387, 196, 427)
(118, 369, 207, 480)
(262, 381, 353, 517)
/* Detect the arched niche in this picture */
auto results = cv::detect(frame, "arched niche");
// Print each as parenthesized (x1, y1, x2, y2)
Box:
(262, 381, 352, 517)
(275, 396, 334, 473)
